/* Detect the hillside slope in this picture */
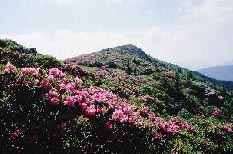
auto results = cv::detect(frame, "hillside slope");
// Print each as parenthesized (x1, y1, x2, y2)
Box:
(65, 44, 233, 91)
(64, 45, 233, 118)
(1, 40, 233, 153)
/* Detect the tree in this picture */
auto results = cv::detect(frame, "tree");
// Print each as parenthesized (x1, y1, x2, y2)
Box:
(125, 58, 132, 75)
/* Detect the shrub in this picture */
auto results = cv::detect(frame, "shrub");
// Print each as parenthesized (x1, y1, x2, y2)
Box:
(33, 54, 63, 68)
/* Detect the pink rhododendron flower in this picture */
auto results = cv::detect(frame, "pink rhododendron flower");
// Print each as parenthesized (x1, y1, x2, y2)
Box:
(65, 82, 76, 92)
(122, 106, 133, 115)
(141, 106, 149, 114)
(56, 80, 66, 90)
(2, 62, 17, 74)
(140, 95, 154, 102)
(20, 67, 39, 78)
(85, 106, 96, 116)
(40, 80, 52, 89)
(46, 89, 60, 105)
(212, 107, 224, 118)
(153, 132, 165, 139)
(112, 109, 128, 123)
(97, 107, 104, 114)
(221, 125, 233, 135)
(64, 96, 76, 106)
(18, 53, 26, 58)
(75, 77, 83, 86)
(163, 121, 180, 134)
(106, 121, 113, 130)
(11, 129, 22, 141)
(49, 68, 65, 78)
(23, 81, 33, 86)
(81, 102, 88, 109)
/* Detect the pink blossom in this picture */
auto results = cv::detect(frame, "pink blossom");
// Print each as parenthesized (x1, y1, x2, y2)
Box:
(20, 67, 39, 78)
(81, 102, 88, 109)
(56, 81, 66, 90)
(163, 121, 180, 134)
(46, 89, 60, 105)
(51, 97, 60, 105)
(75, 77, 83, 86)
(122, 106, 133, 115)
(222, 125, 233, 135)
(40, 80, 52, 89)
(2, 62, 17, 74)
(141, 107, 149, 114)
(64, 96, 76, 106)
(65, 82, 76, 92)
(96, 107, 104, 114)
(85, 106, 96, 116)
(11, 129, 22, 141)
(49, 68, 65, 78)
(112, 109, 128, 123)
(212, 107, 224, 118)
(19, 53, 26, 58)
(23, 81, 33, 86)
(153, 132, 165, 139)
(106, 121, 113, 130)
(140, 95, 154, 102)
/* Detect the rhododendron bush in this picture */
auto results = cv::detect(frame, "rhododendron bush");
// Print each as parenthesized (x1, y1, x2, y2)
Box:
(0, 63, 233, 153)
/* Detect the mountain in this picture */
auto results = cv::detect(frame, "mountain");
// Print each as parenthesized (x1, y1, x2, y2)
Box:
(65, 44, 233, 90)
(199, 65, 233, 81)
(1, 40, 233, 153)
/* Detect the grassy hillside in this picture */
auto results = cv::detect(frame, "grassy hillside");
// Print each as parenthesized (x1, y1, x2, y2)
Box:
(1, 40, 233, 153)
(65, 44, 233, 90)
(64, 44, 233, 118)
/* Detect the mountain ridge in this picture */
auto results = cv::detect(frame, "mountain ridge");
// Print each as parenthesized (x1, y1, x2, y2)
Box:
(199, 65, 233, 81)
(65, 44, 233, 91)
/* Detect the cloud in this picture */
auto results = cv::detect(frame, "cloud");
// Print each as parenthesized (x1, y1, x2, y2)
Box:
(0, 31, 133, 59)
(151, 0, 233, 69)
(179, 0, 233, 23)
(1, 0, 233, 70)
(101, 0, 146, 3)
(23, 0, 146, 5)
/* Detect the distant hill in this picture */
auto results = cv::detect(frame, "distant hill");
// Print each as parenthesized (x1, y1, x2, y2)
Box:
(199, 65, 233, 81)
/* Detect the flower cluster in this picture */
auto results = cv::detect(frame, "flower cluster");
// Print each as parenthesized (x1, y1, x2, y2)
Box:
(49, 68, 65, 79)
(221, 125, 233, 136)
(31, 67, 197, 137)
(2, 62, 17, 74)
(4, 66, 198, 140)
(20, 67, 39, 78)
(153, 132, 165, 139)
(11, 129, 22, 141)
(45, 89, 60, 105)
(212, 107, 224, 118)
(149, 116, 195, 135)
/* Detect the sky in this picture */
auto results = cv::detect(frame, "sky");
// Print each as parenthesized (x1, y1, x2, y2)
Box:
(0, 0, 233, 70)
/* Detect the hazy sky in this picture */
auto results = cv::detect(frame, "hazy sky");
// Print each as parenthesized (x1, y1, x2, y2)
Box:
(0, 0, 233, 70)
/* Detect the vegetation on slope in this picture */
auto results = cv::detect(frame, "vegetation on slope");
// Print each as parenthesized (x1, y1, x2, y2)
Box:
(65, 44, 233, 120)
(0, 40, 233, 153)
